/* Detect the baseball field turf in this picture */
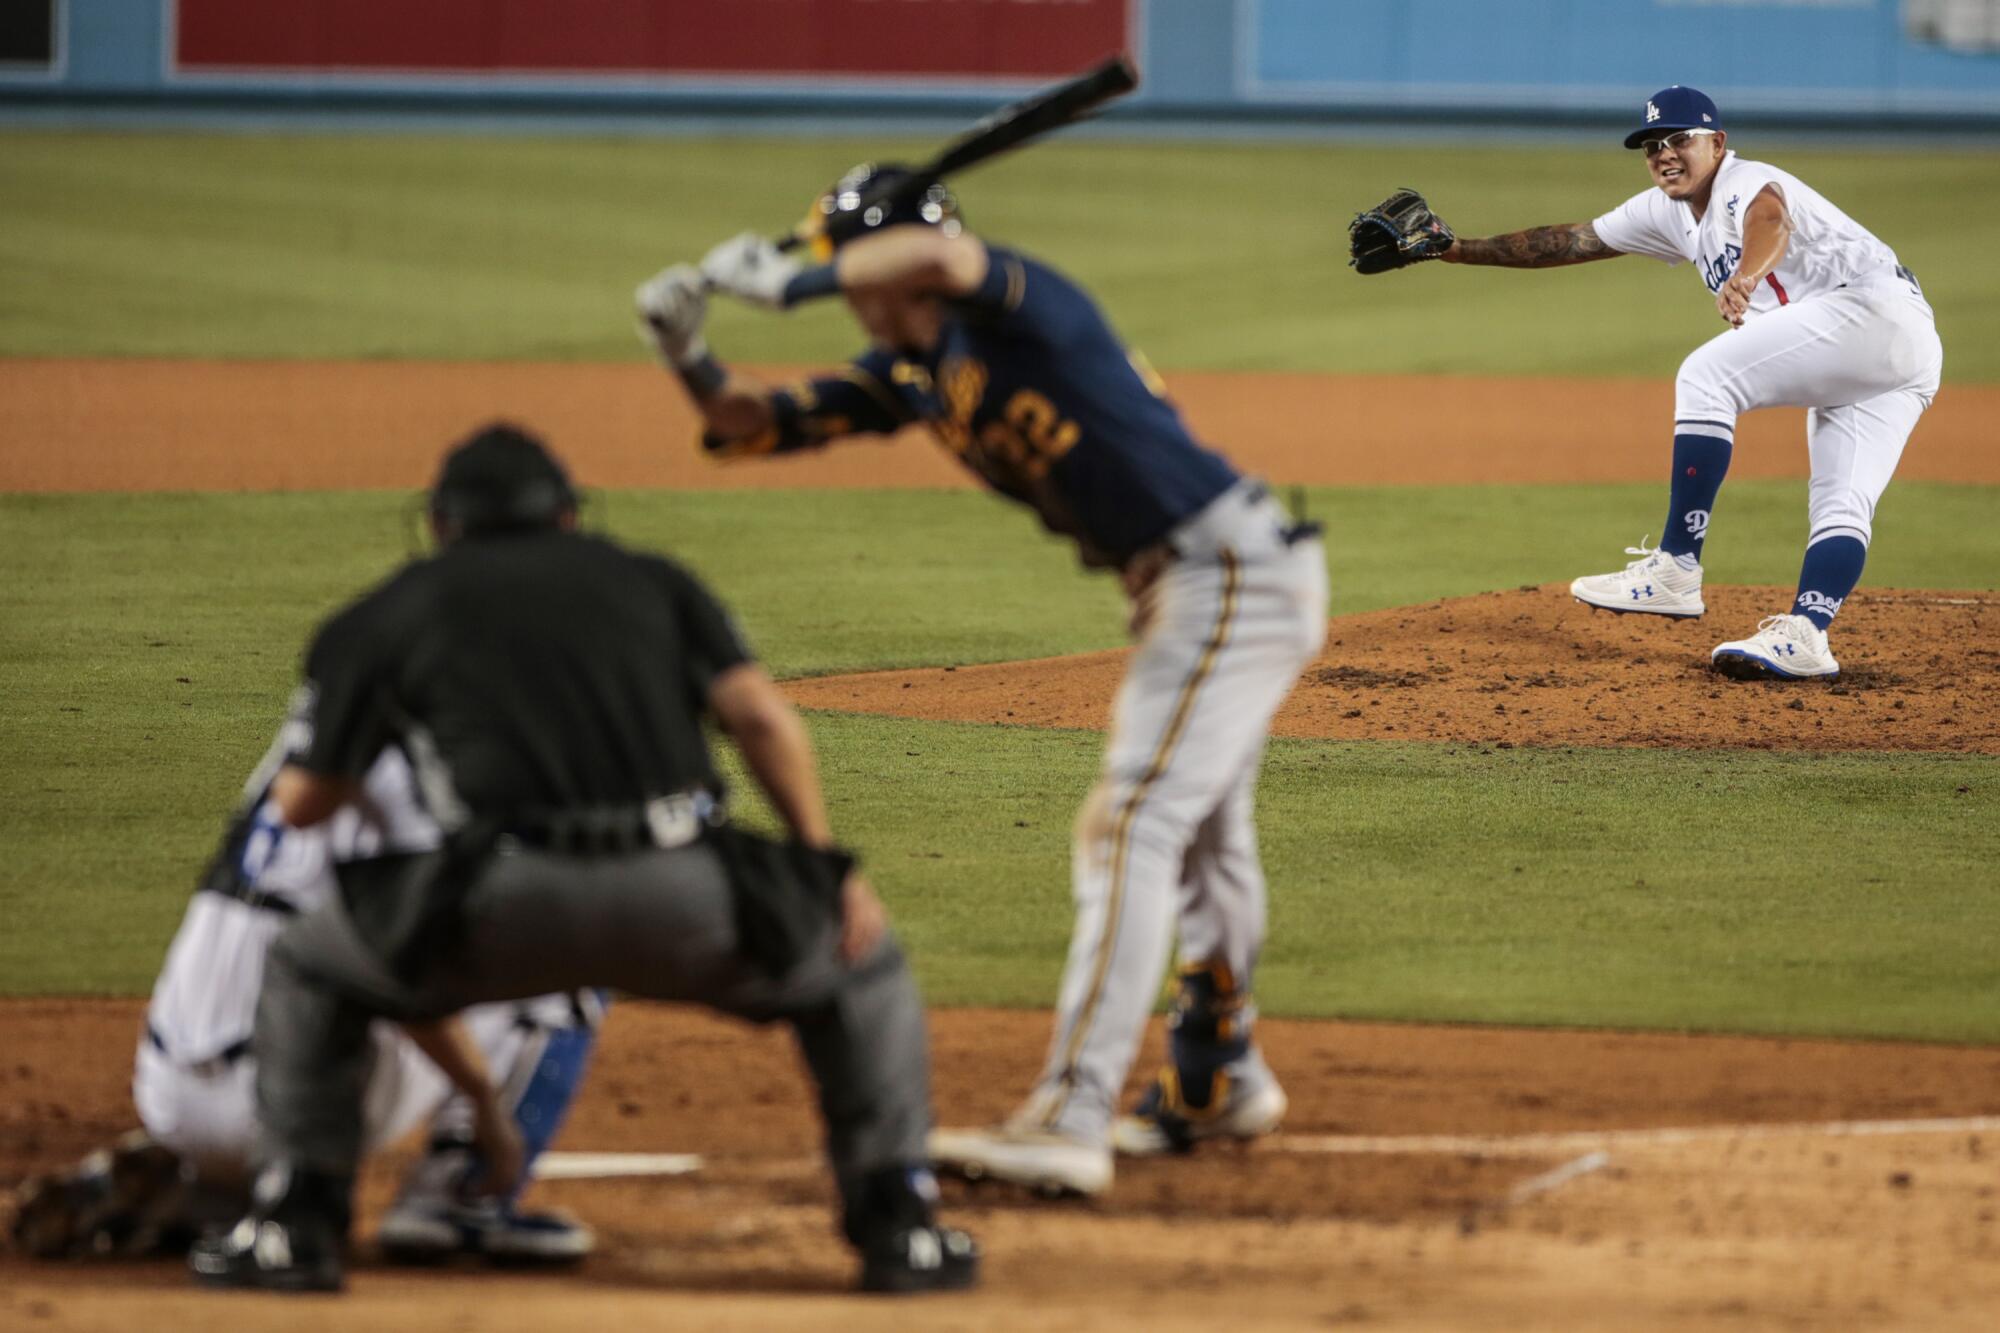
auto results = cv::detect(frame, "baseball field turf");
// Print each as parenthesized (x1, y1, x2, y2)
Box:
(3, 130, 1997, 1042)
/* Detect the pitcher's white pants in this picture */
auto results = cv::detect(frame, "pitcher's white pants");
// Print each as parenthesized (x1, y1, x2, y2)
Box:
(1020, 483, 1327, 1143)
(1673, 273, 1942, 548)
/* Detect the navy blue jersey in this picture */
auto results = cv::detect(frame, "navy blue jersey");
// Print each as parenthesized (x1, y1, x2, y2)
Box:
(724, 246, 1239, 567)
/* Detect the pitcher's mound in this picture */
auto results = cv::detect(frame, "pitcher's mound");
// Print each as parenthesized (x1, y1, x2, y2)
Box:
(786, 585, 2000, 752)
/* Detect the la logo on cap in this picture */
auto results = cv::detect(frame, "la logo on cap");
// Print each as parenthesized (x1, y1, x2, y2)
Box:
(1646, 100, 1661, 122)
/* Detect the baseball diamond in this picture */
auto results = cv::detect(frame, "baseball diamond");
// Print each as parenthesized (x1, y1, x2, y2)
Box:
(5, 10, 2000, 1326)
(4, 354, 1997, 1326)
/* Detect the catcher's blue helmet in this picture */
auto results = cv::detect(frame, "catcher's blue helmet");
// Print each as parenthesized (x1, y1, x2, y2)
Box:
(802, 163, 961, 261)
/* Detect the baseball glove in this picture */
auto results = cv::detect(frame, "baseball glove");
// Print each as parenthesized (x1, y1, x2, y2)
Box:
(1348, 189, 1455, 274)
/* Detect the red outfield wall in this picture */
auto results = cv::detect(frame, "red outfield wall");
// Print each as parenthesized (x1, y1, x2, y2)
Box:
(173, 0, 1130, 78)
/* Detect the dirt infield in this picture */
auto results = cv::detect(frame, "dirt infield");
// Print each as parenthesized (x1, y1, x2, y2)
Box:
(5, 359, 1999, 1326)
(5, 1000, 2000, 1331)
(5, 359, 2000, 491)
(788, 583, 2000, 752)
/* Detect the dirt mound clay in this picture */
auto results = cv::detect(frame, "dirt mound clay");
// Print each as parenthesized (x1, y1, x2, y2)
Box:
(5, 1002, 2000, 1329)
(787, 585, 2000, 752)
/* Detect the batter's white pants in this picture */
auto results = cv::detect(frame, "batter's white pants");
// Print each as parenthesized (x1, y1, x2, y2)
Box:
(1673, 272, 1942, 549)
(1020, 482, 1328, 1143)
(132, 993, 578, 1180)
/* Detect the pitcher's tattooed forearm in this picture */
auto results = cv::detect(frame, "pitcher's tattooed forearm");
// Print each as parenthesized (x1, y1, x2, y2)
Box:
(1451, 223, 1615, 268)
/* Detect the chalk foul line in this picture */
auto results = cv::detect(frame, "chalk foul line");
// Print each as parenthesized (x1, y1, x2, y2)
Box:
(1273, 1113, 2000, 1157)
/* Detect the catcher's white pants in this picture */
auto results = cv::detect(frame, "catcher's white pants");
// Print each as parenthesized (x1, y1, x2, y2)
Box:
(133, 994, 576, 1177)
(1673, 272, 1942, 547)
(1021, 482, 1327, 1142)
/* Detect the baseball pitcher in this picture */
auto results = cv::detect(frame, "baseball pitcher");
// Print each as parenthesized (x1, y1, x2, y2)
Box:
(10, 721, 601, 1264)
(1349, 85, 1943, 681)
(636, 165, 1329, 1197)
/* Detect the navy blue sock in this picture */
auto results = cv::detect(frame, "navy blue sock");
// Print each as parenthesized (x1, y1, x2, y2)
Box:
(1793, 534, 1867, 630)
(1659, 433, 1732, 561)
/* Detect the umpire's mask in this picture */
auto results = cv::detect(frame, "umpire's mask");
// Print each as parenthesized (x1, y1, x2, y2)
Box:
(428, 422, 577, 543)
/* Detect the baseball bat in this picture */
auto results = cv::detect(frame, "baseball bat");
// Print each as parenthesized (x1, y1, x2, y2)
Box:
(777, 53, 1140, 252)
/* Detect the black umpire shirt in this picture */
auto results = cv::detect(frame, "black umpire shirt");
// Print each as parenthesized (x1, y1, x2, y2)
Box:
(290, 531, 749, 818)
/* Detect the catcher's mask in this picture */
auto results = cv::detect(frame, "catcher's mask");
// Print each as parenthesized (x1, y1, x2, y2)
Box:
(801, 162, 961, 262)
(427, 422, 577, 542)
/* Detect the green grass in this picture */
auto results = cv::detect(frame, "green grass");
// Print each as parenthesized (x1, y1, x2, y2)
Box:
(4, 127, 1995, 1033)
(749, 716, 2000, 1042)
(3, 483, 1996, 1035)
(3, 130, 1995, 377)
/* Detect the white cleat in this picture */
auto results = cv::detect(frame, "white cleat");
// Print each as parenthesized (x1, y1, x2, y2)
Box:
(1113, 1075, 1288, 1157)
(927, 1126, 1113, 1198)
(1570, 540, 1705, 618)
(1710, 614, 1840, 681)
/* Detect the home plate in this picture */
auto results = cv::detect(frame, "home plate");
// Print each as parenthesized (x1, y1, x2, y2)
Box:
(533, 1152, 705, 1180)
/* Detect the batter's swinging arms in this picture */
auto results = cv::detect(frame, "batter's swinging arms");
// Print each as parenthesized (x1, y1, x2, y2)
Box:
(637, 166, 1328, 1196)
(1359, 86, 1943, 681)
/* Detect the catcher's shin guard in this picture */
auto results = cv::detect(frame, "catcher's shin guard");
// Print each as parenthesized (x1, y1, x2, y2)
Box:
(1164, 960, 1254, 1105)
(1115, 962, 1286, 1155)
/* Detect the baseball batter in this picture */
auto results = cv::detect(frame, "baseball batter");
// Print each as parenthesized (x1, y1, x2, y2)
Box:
(636, 165, 1328, 1196)
(1367, 86, 1942, 680)
(11, 720, 600, 1264)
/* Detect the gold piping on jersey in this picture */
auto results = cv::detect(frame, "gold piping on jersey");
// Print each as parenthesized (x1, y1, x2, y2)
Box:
(1127, 348, 1170, 399)
(1041, 548, 1244, 1127)
(1000, 254, 1028, 313)
(841, 365, 906, 420)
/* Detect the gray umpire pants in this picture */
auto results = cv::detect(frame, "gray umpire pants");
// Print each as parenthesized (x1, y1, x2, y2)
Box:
(252, 840, 931, 1210)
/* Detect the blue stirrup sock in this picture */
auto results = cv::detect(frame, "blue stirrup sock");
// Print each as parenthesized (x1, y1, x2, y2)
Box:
(1793, 533, 1867, 630)
(1659, 432, 1733, 562)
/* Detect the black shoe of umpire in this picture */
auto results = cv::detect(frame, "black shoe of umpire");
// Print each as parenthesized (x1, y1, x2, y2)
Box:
(845, 1163, 980, 1294)
(859, 1223, 982, 1294)
(188, 1162, 350, 1293)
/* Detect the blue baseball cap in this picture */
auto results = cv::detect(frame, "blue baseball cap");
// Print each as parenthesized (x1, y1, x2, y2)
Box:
(1624, 86, 1722, 149)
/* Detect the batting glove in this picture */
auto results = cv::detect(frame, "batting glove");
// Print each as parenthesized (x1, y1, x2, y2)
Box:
(701, 232, 800, 312)
(634, 264, 710, 367)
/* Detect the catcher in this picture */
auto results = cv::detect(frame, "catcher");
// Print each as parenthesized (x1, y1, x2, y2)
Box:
(1347, 85, 1942, 681)
(9, 730, 601, 1266)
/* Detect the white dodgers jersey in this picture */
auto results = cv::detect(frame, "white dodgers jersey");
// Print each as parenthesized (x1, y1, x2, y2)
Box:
(143, 743, 441, 1063)
(1592, 152, 1901, 319)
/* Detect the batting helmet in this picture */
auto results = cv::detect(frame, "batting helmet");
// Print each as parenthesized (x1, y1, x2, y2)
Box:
(428, 422, 576, 540)
(802, 162, 962, 262)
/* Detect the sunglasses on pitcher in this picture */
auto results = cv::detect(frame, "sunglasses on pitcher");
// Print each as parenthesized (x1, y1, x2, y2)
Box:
(1638, 128, 1718, 158)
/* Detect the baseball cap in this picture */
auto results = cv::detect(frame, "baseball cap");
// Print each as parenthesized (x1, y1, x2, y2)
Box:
(1624, 86, 1722, 149)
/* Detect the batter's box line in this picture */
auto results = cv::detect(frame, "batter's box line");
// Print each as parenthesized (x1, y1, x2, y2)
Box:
(533, 1151, 705, 1180)
(1273, 1113, 2000, 1158)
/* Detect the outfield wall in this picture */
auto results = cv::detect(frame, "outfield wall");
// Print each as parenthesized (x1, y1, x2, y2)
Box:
(4, 0, 1998, 130)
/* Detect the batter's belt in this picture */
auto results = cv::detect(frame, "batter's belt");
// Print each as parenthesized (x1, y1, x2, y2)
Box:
(1119, 480, 1321, 602)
